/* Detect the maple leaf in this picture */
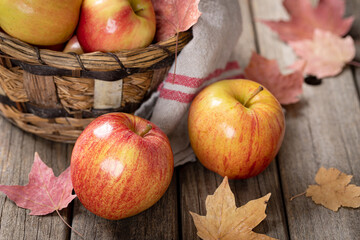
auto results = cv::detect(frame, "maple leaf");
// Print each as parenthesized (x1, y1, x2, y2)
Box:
(289, 29, 355, 78)
(244, 52, 303, 105)
(152, 0, 202, 41)
(190, 177, 276, 240)
(261, 0, 354, 42)
(0, 152, 76, 215)
(306, 167, 360, 212)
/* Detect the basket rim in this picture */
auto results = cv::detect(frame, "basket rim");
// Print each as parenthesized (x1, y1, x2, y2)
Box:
(0, 30, 192, 72)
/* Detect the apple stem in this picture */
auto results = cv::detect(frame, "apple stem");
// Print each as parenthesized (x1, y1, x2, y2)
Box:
(244, 86, 264, 107)
(134, 8, 145, 14)
(139, 124, 152, 137)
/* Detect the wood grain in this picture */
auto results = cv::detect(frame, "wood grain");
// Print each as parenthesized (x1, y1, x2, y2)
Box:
(278, 72, 360, 240)
(346, 0, 360, 39)
(345, 0, 360, 61)
(23, 72, 61, 109)
(252, 0, 360, 239)
(354, 68, 360, 97)
(233, 0, 257, 68)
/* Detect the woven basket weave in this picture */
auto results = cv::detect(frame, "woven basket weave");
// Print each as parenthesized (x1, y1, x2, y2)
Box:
(0, 31, 192, 143)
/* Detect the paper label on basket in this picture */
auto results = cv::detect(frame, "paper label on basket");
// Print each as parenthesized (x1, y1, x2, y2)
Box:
(94, 79, 123, 109)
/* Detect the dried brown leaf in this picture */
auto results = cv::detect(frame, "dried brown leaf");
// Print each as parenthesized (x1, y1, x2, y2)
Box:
(306, 167, 360, 211)
(190, 177, 276, 240)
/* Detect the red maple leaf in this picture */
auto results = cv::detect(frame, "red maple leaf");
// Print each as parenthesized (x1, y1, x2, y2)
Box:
(0, 152, 76, 215)
(244, 52, 303, 105)
(152, 0, 202, 41)
(261, 0, 354, 42)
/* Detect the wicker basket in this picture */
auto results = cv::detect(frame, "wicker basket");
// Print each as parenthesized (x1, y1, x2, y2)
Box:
(0, 31, 192, 143)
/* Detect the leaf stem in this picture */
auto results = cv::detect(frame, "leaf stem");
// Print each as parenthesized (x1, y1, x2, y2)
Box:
(348, 61, 360, 68)
(172, 31, 179, 83)
(289, 191, 306, 201)
(55, 209, 84, 239)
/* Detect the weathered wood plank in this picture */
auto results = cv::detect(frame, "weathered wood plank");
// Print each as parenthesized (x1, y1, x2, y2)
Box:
(354, 68, 360, 98)
(0, 118, 71, 240)
(70, 170, 179, 240)
(251, 0, 298, 70)
(279, 71, 360, 240)
(232, 0, 257, 68)
(345, 0, 360, 61)
(178, 1, 289, 239)
(346, 0, 360, 39)
(348, 0, 360, 86)
(252, 0, 360, 239)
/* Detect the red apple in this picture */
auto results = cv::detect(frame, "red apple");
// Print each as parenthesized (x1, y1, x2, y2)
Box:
(188, 79, 285, 179)
(0, 0, 82, 46)
(63, 35, 84, 54)
(77, 0, 156, 52)
(71, 113, 174, 220)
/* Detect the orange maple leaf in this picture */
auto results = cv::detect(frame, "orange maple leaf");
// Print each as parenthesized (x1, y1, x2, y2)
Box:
(306, 167, 360, 211)
(190, 177, 276, 240)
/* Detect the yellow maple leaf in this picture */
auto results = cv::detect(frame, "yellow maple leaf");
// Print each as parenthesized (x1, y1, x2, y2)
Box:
(306, 167, 360, 211)
(189, 177, 276, 240)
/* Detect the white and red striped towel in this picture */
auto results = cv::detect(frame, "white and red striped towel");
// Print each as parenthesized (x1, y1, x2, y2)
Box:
(136, 0, 243, 166)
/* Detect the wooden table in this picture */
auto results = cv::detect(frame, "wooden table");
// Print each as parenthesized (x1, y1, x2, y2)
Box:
(0, 0, 359, 239)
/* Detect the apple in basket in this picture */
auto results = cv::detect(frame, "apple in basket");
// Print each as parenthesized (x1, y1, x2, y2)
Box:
(63, 35, 84, 54)
(71, 113, 174, 220)
(0, 0, 82, 46)
(188, 79, 285, 179)
(77, 0, 156, 52)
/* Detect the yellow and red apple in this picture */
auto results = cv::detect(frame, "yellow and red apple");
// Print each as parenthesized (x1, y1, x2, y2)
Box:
(77, 0, 156, 52)
(63, 35, 84, 54)
(71, 113, 174, 220)
(188, 79, 285, 179)
(0, 0, 82, 46)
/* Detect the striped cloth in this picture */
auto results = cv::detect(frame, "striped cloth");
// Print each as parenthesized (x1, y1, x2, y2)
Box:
(136, 0, 243, 166)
